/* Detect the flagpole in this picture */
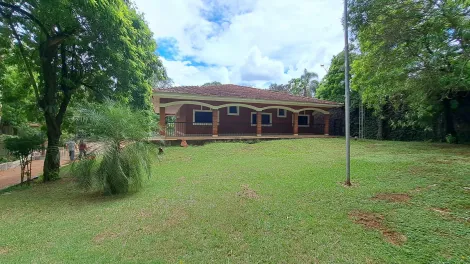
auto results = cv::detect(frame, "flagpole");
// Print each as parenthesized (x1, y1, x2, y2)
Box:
(344, 0, 351, 186)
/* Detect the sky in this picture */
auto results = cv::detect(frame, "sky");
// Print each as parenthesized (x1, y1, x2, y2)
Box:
(133, 0, 345, 88)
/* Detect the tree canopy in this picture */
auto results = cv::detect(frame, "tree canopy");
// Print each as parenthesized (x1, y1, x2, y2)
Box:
(348, 0, 470, 134)
(0, 0, 166, 180)
(202, 81, 222, 86)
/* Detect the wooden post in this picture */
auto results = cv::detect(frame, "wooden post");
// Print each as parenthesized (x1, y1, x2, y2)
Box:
(212, 109, 218, 137)
(324, 113, 330, 136)
(159, 107, 166, 136)
(256, 111, 262, 136)
(293, 113, 299, 136)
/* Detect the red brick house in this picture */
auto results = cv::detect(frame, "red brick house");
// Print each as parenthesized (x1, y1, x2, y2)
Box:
(152, 84, 342, 139)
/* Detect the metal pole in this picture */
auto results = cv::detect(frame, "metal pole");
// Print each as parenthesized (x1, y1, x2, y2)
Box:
(344, 0, 351, 186)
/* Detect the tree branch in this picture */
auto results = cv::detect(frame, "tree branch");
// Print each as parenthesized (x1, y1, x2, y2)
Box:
(0, 2, 50, 38)
(0, 9, 41, 106)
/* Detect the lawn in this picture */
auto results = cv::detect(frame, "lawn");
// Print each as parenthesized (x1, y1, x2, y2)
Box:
(0, 138, 469, 263)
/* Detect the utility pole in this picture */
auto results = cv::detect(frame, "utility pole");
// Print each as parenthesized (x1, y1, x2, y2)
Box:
(344, 0, 351, 186)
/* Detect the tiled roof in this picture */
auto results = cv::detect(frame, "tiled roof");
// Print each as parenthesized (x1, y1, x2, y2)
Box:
(154, 84, 341, 106)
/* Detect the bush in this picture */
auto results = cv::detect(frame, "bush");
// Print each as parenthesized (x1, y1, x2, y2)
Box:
(71, 101, 156, 195)
(445, 134, 457, 144)
(4, 126, 45, 184)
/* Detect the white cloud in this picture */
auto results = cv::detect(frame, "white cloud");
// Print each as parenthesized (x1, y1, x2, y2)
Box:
(133, 0, 344, 87)
(161, 58, 230, 86)
(239, 46, 285, 82)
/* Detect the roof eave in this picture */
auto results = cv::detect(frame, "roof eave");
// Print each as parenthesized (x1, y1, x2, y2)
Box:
(153, 91, 343, 108)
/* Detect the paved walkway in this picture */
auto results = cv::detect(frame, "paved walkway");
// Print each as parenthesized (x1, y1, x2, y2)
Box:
(0, 157, 71, 190)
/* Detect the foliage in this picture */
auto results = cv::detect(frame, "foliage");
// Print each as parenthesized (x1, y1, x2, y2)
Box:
(71, 101, 156, 195)
(0, 0, 166, 181)
(0, 63, 41, 126)
(317, 50, 361, 107)
(4, 126, 44, 183)
(269, 69, 319, 97)
(153, 77, 174, 89)
(1, 139, 470, 263)
(202, 81, 222, 86)
(445, 134, 457, 144)
(4, 126, 44, 159)
(348, 0, 470, 137)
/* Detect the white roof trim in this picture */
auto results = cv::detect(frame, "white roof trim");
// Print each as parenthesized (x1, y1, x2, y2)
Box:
(154, 91, 342, 108)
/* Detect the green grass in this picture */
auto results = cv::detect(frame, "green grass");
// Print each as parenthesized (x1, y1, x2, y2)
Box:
(0, 138, 469, 263)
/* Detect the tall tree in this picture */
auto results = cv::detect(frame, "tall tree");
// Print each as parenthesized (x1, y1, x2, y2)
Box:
(299, 69, 319, 97)
(349, 0, 470, 137)
(0, 1, 166, 180)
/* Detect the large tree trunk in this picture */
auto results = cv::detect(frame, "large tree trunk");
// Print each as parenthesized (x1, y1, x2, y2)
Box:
(443, 98, 456, 137)
(43, 112, 62, 181)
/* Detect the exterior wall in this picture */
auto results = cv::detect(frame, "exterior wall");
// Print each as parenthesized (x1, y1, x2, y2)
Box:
(174, 103, 331, 135)
(160, 98, 333, 113)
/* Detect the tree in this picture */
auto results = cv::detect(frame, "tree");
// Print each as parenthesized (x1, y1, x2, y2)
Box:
(349, 0, 470, 138)
(153, 77, 174, 89)
(202, 81, 222, 86)
(317, 51, 360, 107)
(268, 69, 319, 97)
(268, 83, 289, 92)
(71, 101, 156, 195)
(4, 126, 44, 184)
(0, 1, 166, 181)
(299, 69, 319, 97)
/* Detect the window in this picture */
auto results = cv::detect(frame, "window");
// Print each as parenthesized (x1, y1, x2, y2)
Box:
(193, 110, 212, 125)
(227, 106, 239, 116)
(298, 115, 310, 127)
(251, 112, 272, 126)
(278, 109, 286, 118)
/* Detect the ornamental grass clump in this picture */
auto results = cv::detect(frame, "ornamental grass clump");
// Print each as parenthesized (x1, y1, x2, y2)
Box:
(71, 101, 156, 195)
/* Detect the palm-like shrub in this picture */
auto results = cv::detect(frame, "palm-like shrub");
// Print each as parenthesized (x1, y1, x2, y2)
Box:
(71, 101, 156, 195)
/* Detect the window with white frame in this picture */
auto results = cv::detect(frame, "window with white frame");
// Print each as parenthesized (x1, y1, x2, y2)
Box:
(227, 106, 239, 116)
(251, 112, 272, 126)
(193, 110, 212, 125)
(277, 108, 286, 117)
(298, 115, 310, 127)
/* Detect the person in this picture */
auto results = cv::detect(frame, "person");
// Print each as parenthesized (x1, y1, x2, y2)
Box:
(79, 140, 87, 159)
(66, 140, 77, 161)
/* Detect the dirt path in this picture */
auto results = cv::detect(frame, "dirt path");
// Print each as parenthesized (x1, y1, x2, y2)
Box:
(0, 158, 70, 190)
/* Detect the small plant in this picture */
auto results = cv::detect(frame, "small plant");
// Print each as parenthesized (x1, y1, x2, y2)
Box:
(71, 101, 156, 195)
(445, 134, 457, 144)
(4, 126, 45, 184)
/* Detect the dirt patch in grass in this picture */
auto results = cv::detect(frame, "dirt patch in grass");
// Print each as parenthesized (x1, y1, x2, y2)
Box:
(0, 247, 10, 255)
(431, 207, 451, 215)
(93, 231, 118, 244)
(237, 184, 259, 199)
(138, 209, 152, 218)
(411, 184, 438, 193)
(349, 211, 407, 246)
(164, 208, 188, 227)
(371, 193, 411, 203)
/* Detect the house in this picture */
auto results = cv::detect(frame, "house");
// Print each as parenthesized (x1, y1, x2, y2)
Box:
(152, 84, 343, 139)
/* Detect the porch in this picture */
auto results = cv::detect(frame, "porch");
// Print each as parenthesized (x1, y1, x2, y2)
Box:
(152, 84, 343, 140)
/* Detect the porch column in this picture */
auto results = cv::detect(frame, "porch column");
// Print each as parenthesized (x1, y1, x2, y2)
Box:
(256, 111, 262, 136)
(324, 113, 330, 136)
(159, 107, 166, 136)
(293, 112, 299, 136)
(212, 109, 218, 137)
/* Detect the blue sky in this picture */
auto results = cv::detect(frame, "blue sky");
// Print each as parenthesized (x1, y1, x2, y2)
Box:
(134, 0, 344, 87)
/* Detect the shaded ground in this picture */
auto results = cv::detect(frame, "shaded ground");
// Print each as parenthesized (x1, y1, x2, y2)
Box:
(0, 139, 469, 263)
